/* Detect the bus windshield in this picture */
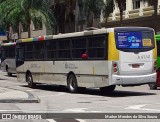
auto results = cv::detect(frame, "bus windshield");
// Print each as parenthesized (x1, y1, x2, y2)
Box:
(115, 31, 154, 51)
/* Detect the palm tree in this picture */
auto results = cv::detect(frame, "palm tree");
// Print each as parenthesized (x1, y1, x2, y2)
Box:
(20, 0, 55, 37)
(104, 0, 114, 25)
(83, 0, 105, 27)
(0, 0, 55, 38)
(0, 0, 16, 41)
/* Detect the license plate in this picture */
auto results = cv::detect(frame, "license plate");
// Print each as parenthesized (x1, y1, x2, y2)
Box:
(132, 64, 140, 68)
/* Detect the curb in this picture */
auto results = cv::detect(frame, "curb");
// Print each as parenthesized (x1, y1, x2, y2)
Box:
(0, 88, 40, 103)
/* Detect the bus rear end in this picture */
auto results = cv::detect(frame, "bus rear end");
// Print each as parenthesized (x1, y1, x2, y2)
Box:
(110, 27, 156, 86)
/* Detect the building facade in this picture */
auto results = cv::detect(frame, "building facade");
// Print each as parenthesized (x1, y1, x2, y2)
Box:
(101, 0, 160, 33)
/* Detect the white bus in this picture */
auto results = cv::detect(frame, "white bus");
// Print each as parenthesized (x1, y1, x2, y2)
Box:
(0, 42, 16, 76)
(16, 27, 157, 93)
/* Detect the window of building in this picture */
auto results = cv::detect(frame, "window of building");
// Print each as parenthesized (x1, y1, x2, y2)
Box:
(133, 0, 141, 9)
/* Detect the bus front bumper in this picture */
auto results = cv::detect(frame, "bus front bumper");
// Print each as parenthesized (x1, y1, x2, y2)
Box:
(111, 73, 156, 85)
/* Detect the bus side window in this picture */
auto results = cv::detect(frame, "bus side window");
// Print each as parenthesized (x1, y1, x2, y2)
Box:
(72, 37, 87, 59)
(17, 48, 24, 61)
(34, 41, 44, 60)
(88, 35, 106, 59)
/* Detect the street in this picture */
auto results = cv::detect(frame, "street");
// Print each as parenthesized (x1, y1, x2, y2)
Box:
(0, 70, 160, 122)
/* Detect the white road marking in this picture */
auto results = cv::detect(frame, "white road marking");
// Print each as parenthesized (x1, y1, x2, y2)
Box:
(39, 93, 65, 98)
(63, 108, 100, 112)
(76, 119, 86, 122)
(125, 104, 160, 112)
(125, 104, 148, 110)
(46, 119, 57, 122)
(25, 89, 35, 91)
(0, 110, 22, 112)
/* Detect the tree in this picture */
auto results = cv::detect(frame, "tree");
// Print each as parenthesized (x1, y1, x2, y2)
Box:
(0, 0, 55, 38)
(0, 0, 17, 41)
(20, 0, 56, 37)
(104, 0, 114, 25)
(83, 0, 105, 27)
(147, 0, 158, 16)
(146, 0, 158, 32)
(115, 0, 126, 26)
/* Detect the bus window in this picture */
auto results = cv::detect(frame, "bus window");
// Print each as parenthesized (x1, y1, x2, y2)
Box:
(88, 35, 106, 59)
(25, 43, 33, 60)
(72, 37, 87, 59)
(58, 40, 71, 59)
(34, 42, 44, 60)
(45, 40, 57, 60)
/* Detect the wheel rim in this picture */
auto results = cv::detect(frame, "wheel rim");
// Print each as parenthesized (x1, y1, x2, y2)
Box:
(69, 77, 76, 91)
(27, 75, 32, 86)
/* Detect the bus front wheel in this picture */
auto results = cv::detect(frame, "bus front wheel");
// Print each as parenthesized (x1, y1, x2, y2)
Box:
(67, 74, 78, 93)
(100, 85, 116, 93)
(26, 73, 35, 88)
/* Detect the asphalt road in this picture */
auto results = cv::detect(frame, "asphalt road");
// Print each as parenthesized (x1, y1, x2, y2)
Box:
(0, 70, 160, 122)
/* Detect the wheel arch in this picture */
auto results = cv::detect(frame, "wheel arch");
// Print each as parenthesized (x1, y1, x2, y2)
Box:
(67, 71, 76, 81)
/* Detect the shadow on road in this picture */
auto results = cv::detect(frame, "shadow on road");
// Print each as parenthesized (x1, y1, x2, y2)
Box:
(21, 84, 156, 97)
(4, 74, 17, 78)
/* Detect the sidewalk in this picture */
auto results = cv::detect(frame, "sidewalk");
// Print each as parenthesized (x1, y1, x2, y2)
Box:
(0, 87, 40, 103)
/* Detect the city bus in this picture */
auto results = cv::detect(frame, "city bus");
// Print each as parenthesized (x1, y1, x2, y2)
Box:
(16, 27, 157, 93)
(149, 34, 160, 89)
(0, 42, 16, 76)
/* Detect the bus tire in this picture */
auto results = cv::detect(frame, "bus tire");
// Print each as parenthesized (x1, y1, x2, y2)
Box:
(6, 66, 12, 76)
(67, 74, 78, 93)
(26, 73, 35, 88)
(100, 85, 116, 93)
(148, 83, 157, 90)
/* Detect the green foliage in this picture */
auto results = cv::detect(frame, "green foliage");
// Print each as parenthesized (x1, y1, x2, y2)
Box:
(0, 0, 55, 38)
(104, 0, 114, 23)
(83, 0, 105, 17)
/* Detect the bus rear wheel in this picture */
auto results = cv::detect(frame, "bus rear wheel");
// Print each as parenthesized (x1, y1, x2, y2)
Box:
(6, 66, 12, 76)
(148, 83, 157, 90)
(67, 74, 78, 93)
(26, 73, 35, 88)
(100, 85, 116, 93)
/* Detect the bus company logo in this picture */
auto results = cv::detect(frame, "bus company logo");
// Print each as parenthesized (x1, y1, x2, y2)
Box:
(138, 55, 150, 59)
(65, 63, 69, 69)
(65, 63, 77, 69)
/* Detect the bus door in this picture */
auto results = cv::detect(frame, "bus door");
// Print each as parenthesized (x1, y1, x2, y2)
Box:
(16, 45, 25, 71)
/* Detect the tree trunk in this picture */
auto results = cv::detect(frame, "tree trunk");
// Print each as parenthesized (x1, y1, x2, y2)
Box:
(153, 0, 158, 33)
(153, 0, 158, 16)
(18, 21, 22, 39)
(120, 9, 123, 27)
(27, 19, 31, 38)
(87, 11, 94, 27)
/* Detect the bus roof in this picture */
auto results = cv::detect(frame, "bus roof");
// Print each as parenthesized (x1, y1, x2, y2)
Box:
(16, 27, 154, 43)
(0, 42, 16, 46)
